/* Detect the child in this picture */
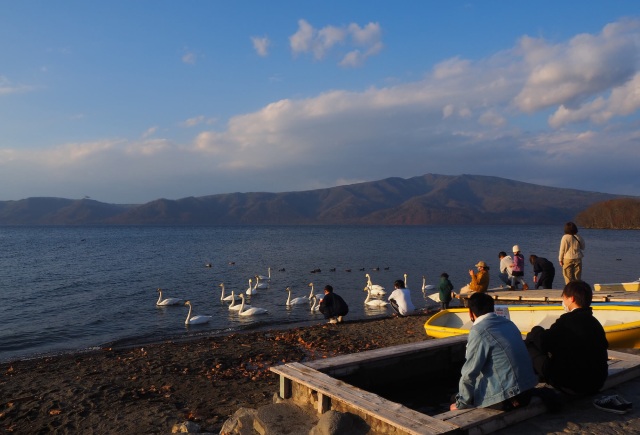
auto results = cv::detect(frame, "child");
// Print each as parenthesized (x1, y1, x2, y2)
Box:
(511, 245, 529, 290)
(438, 272, 454, 310)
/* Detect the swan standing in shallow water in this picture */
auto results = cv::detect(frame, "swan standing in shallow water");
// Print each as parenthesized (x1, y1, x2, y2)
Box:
(309, 295, 321, 312)
(238, 294, 268, 316)
(286, 287, 309, 306)
(246, 278, 259, 295)
(308, 283, 316, 299)
(422, 275, 435, 297)
(363, 287, 389, 307)
(219, 283, 237, 301)
(228, 291, 247, 311)
(156, 288, 183, 306)
(184, 300, 212, 325)
(256, 267, 271, 281)
(365, 273, 386, 296)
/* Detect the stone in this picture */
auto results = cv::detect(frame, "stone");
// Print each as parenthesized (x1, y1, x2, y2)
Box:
(171, 420, 201, 433)
(309, 410, 354, 435)
(219, 407, 258, 435)
(253, 402, 316, 435)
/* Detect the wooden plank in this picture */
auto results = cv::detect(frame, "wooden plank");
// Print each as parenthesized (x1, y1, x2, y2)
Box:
(271, 362, 459, 434)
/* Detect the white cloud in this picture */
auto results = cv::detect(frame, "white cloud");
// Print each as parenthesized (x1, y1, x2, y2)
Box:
(0, 76, 34, 95)
(182, 51, 197, 65)
(251, 36, 271, 57)
(289, 19, 383, 66)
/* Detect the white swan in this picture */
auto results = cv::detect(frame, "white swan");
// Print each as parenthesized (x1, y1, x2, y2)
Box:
(228, 291, 248, 311)
(184, 300, 212, 325)
(246, 278, 258, 295)
(286, 287, 309, 306)
(309, 295, 321, 312)
(421, 275, 435, 296)
(404, 273, 408, 287)
(364, 287, 389, 307)
(238, 294, 268, 316)
(254, 275, 269, 289)
(365, 273, 386, 296)
(219, 283, 237, 301)
(308, 282, 316, 299)
(156, 288, 183, 306)
(256, 267, 271, 281)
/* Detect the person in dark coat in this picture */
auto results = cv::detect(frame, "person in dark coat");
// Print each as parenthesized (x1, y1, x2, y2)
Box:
(524, 281, 608, 395)
(438, 272, 454, 310)
(529, 255, 556, 289)
(318, 285, 349, 324)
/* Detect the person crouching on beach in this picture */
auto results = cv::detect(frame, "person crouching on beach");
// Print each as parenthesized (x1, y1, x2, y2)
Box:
(318, 285, 349, 324)
(450, 292, 537, 411)
(388, 279, 415, 317)
(529, 254, 555, 289)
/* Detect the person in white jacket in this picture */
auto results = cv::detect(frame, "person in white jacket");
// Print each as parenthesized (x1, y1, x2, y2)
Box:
(388, 279, 415, 317)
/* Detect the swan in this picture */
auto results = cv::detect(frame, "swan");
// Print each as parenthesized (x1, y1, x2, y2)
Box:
(309, 295, 321, 312)
(286, 287, 309, 306)
(365, 273, 386, 296)
(254, 275, 269, 289)
(246, 278, 259, 295)
(308, 282, 316, 299)
(228, 291, 248, 311)
(219, 283, 237, 301)
(238, 294, 268, 316)
(404, 273, 408, 287)
(256, 267, 271, 281)
(156, 288, 183, 306)
(421, 275, 435, 296)
(183, 300, 212, 325)
(364, 287, 389, 307)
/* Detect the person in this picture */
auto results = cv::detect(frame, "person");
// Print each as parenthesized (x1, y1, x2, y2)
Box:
(458, 261, 490, 296)
(318, 285, 349, 324)
(510, 245, 529, 290)
(438, 273, 454, 310)
(498, 251, 514, 288)
(524, 280, 608, 396)
(558, 221, 585, 284)
(529, 255, 556, 289)
(450, 292, 538, 411)
(388, 279, 415, 317)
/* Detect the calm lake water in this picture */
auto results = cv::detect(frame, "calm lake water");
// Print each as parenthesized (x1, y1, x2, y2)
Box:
(1, 225, 638, 363)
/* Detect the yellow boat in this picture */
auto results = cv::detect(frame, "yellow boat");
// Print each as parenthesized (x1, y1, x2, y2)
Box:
(424, 305, 640, 348)
(594, 280, 640, 292)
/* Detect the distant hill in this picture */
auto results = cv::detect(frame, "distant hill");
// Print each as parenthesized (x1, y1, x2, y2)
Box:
(0, 174, 631, 226)
(576, 198, 640, 229)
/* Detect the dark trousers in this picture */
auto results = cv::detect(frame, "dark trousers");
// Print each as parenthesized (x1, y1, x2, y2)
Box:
(389, 299, 404, 316)
(536, 272, 555, 289)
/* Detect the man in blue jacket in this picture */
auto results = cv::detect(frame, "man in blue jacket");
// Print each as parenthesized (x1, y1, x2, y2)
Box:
(451, 292, 538, 410)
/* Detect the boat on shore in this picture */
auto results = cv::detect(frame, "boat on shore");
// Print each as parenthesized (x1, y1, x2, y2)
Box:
(594, 280, 640, 292)
(424, 304, 640, 348)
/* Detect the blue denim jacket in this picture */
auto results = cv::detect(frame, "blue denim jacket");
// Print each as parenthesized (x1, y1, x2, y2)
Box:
(456, 313, 537, 409)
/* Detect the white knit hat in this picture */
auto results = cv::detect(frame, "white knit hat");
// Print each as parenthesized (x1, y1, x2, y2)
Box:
(513, 245, 520, 252)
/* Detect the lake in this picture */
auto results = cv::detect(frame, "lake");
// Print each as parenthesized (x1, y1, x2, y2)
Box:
(1, 225, 638, 362)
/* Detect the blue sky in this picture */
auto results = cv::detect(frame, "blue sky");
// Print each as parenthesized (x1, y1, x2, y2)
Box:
(1, 1, 640, 203)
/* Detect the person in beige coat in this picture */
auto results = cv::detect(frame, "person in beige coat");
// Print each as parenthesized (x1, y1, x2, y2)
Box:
(558, 222, 585, 284)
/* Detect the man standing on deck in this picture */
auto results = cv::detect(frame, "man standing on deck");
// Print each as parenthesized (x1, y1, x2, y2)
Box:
(451, 292, 537, 411)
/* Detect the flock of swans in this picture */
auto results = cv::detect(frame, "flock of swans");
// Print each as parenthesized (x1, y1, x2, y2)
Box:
(156, 267, 438, 326)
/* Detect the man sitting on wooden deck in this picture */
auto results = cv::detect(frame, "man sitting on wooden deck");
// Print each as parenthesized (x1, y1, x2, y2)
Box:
(525, 280, 608, 396)
(451, 292, 538, 411)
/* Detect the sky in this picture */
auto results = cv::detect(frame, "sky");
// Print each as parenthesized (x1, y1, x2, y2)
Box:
(1, 1, 640, 204)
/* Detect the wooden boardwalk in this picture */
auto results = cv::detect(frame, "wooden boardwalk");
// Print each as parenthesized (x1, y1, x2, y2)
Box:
(480, 286, 640, 304)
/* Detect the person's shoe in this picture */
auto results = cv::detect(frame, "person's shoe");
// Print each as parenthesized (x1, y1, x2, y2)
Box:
(523, 284, 530, 290)
(328, 318, 338, 324)
(337, 316, 343, 323)
(615, 394, 633, 410)
(594, 395, 630, 414)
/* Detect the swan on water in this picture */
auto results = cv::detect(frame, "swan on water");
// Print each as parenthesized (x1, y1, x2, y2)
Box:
(421, 275, 435, 296)
(364, 287, 389, 307)
(286, 287, 309, 306)
(219, 283, 237, 301)
(256, 267, 271, 281)
(156, 288, 183, 306)
(309, 295, 321, 312)
(254, 276, 269, 289)
(404, 273, 408, 287)
(246, 278, 259, 295)
(238, 294, 268, 316)
(365, 273, 386, 296)
(228, 291, 248, 311)
(308, 282, 316, 299)
(184, 300, 212, 325)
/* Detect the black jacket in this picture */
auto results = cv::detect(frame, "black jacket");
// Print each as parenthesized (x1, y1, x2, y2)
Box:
(526, 307, 608, 395)
(319, 292, 349, 319)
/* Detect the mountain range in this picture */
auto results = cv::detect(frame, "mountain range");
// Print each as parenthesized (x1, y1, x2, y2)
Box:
(0, 174, 629, 226)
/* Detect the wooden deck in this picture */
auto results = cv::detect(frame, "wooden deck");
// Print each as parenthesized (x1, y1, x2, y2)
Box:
(478, 287, 640, 304)
(270, 336, 640, 435)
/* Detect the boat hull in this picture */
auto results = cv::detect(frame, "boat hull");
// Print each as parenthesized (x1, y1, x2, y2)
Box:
(424, 305, 640, 348)
(594, 282, 640, 292)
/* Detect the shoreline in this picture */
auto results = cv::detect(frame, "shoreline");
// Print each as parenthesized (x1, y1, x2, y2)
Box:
(1, 313, 433, 434)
